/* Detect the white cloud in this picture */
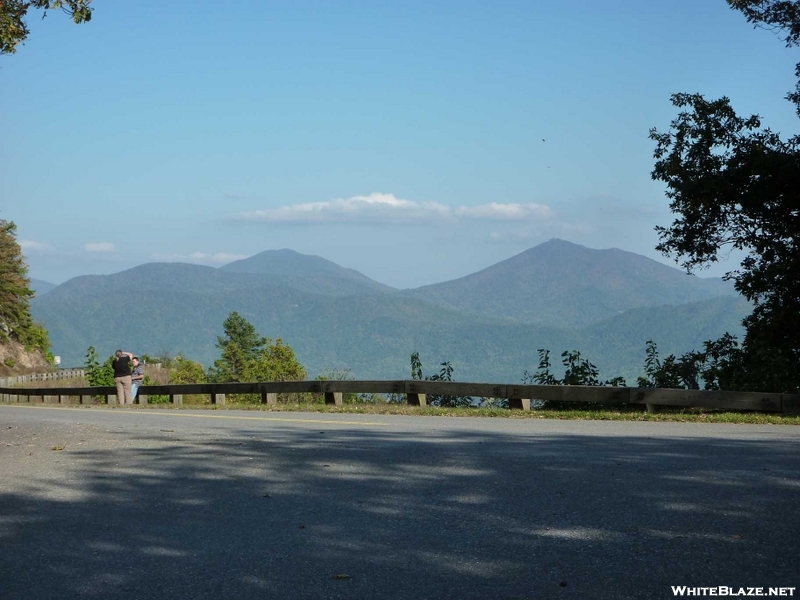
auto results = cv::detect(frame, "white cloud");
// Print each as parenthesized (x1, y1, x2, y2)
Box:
(19, 240, 54, 254)
(487, 220, 593, 244)
(232, 192, 554, 224)
(189, 252, 248, 264)
(487, 230, 535, 243)
(83, 242, 116, 253)
(456, 202, 553, 220)
(150, 252, 248, 265)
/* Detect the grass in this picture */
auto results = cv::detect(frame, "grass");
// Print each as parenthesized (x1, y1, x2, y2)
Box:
(18, 399, 799, 425)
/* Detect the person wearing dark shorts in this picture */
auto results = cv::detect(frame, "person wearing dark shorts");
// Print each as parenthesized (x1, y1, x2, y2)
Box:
(113, 350, 134, 405)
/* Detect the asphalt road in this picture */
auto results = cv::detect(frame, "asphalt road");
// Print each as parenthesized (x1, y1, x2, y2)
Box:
(1, 405, 798, 600)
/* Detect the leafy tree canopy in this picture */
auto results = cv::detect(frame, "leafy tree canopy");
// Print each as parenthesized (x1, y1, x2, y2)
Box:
(1, 0, 92, 54)
(84, 345, 114, 386)
(649, 1, 800, 392)
(210, 311, 306, 384)
(170, 355, 208, 385)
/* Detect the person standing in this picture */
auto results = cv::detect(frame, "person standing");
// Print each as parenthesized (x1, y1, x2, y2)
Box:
(113, 350, 134, 405)
(131, 356, 144, 400)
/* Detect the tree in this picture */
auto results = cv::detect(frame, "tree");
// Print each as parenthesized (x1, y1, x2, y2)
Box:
(637, 340, 692, 389)
(210, 312, 306, 402)
(210, 311, 268, 382)
(634, 337, 754, 391)
(408, 352, 472, 407)
(246, 338, 306, 383)
(728, 0, 800, 116)
(523, 348, 625, 387)
(649, 2, 800, 392)
(0, 220, 34, 341)
(0, 218, 52, 360)
(170, 355, 207, 385)
(1, 0, 92, 54)
(84, 345, 113, 387)
(524, 349, 559, 386)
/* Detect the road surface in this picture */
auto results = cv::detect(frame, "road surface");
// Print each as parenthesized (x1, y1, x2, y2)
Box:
(1, 405, 798, 599)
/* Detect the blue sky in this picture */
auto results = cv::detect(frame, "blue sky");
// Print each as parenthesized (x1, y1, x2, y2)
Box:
(2, 0, 797, 288)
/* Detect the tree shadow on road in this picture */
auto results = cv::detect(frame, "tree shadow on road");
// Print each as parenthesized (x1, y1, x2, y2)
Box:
(1, 417, 799, 599)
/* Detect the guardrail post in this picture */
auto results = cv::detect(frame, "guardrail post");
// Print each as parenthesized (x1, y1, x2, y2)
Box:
(212, 393, 225, 405)
(324, 392, 343, 405)
(646, 403, 657, 413)
(108, 394, 118, 405)
(262, 392, 277, 405)
(783, 393, 800, 413)
(508, 398, 531, 410)
(170, 394, 183, 405)
(405, 381, 427, 406)
(59, 394, 70, 404)
(138, 394, 148, 405)
(406, 392, 426, 407)
(506, 386, 531, 410)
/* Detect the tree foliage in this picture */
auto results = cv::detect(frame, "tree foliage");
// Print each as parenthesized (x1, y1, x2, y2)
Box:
(170, 355, 207, 384)
(84, 345, 113, 387)
(210, 311, 268, 382)
(729, 0, 800, 116)
(1, 0, 92, 54)
(650, 2, 800, 392)
(210, 311, 306, 388)
(524, 349, 625, 387)
(0, 219, 52, 360)
(409, 352, 472, 407)
(637, 337, 751, 392)
(0, 220, 34, 340)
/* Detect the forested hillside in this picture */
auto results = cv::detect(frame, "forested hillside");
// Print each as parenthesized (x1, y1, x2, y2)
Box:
(31, 241, 746, 381)
(406, 239, 737, 328)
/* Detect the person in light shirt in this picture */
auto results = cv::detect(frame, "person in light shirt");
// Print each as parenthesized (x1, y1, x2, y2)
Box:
(130, 356, 144, 400)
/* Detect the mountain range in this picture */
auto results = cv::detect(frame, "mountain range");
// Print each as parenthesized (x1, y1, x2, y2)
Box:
(30, 239, 748, 382)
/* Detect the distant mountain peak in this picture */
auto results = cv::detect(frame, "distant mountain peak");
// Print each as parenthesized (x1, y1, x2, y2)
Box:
(407, 238, 739, 328)
(219, 248, 394, 292)
(29, 278, 57, 296)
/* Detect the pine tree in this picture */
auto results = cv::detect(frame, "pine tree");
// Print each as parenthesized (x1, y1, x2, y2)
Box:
(0, 219, 35, 343)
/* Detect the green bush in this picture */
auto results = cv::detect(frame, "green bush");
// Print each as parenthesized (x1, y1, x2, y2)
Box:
(84, 346, 114, 387)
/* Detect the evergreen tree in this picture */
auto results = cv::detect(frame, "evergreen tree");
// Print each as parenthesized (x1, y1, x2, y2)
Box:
(210, 312, 306, 386)
(0, 219, 51, 359)
(211, 311, 268, 382)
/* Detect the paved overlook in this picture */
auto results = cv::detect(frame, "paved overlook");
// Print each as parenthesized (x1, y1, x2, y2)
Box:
(1, 405, 798, 600)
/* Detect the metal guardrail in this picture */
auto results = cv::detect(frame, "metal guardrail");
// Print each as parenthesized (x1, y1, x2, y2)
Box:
(0, 368, 85, 387)
(1, 380, 798, 412)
